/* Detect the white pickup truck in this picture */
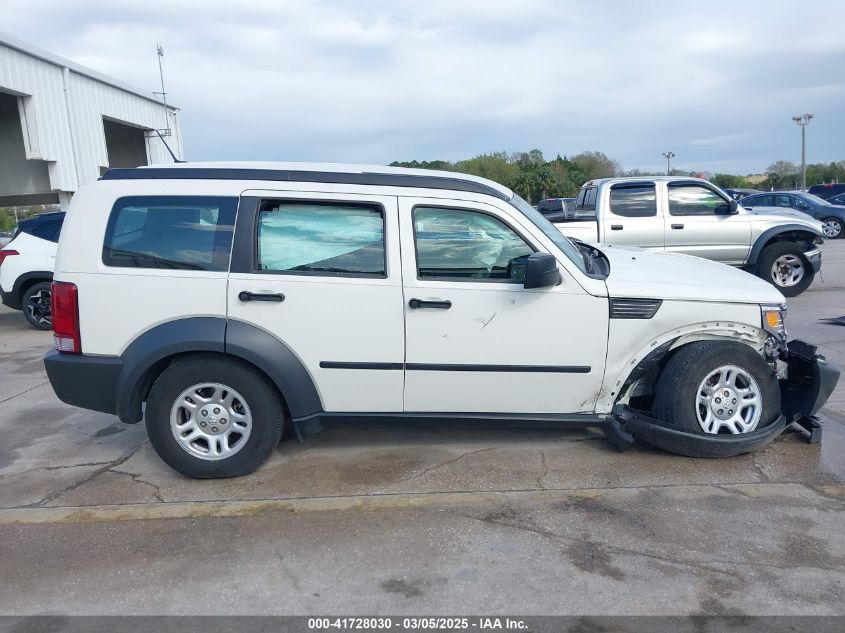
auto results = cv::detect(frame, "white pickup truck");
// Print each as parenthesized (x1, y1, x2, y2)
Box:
(553, 177, 825, 297)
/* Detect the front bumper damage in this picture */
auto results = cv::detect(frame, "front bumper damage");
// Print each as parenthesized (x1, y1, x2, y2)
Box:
(605, 339, 840, 458)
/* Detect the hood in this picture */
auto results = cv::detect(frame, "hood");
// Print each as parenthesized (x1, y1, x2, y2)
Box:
(597, 244, 785, 305)
(741, 206, 826, 232)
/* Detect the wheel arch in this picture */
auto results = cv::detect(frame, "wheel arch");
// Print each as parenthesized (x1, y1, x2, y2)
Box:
(746, 225, 822, 268)
(596, 323, 767, 414)
(115, 317, 323, 424)
(10, 271, 53, 308)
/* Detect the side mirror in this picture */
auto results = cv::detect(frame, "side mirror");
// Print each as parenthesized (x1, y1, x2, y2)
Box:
(524, 252, 560, 289)
(717, 200, 739, 215)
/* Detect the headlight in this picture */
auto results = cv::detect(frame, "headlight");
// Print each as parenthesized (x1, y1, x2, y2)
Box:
(762, 304, 787, 341)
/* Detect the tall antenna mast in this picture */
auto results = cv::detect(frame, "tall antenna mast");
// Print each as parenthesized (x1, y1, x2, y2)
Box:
(153, 44, 170, 136)
(148, 44, 184, 161)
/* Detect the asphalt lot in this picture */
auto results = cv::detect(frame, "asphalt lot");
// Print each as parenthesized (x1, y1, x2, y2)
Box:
(0, 244, 844, 616)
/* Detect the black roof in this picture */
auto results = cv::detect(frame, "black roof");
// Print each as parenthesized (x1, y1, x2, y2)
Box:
(100, 167, 512, 201)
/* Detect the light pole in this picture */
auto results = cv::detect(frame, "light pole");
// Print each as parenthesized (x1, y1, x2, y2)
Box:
(662, 151, 675, 176)
(792, 113, 813, 191)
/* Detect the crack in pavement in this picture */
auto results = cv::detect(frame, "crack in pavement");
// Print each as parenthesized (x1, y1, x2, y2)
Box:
(21, 442, 148, 508)
(398, 447, 501, 483)
(109, 469, 165, 503)
(0, 380, 50, 405)
(0, 461, 117, 481)
(536, 449, 549, 490)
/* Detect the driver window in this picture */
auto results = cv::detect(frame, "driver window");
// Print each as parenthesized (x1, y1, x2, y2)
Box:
(668, 184, 731, 216)
(413, 207, 534, 282)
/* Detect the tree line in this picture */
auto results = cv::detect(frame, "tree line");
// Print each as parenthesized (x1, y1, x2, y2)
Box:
(391, 151, 845, 203)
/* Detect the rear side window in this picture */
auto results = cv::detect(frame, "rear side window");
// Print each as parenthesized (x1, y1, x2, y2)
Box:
(609, 184, 657, 217)
(257, 201, 385, 277)
(103, 196, 237, 271)
(29, 218, 63, 243)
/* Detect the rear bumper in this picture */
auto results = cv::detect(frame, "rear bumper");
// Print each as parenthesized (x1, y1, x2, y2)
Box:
(44, 350, 122, 415)
(615, 339, 840, 458)
(0, 286, 20, 310)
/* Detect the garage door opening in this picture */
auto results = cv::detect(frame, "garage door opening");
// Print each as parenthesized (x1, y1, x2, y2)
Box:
(103, 118, 149, 169)
(0, 92, 56, 206)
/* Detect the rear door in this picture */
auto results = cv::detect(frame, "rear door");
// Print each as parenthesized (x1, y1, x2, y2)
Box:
(600, 182, 664, 250)
(227, 191, 405, 412)
(398, 196, 608, 414)
(663, 181, 750, 264)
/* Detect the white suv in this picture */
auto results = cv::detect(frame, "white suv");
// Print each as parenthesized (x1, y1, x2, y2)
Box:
(0, 212, 64, 329)
(44, 163, 838, 478)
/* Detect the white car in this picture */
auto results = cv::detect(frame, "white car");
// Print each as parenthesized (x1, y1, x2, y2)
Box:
(0, 212, 64, 329)
(44, 163, 838, 478)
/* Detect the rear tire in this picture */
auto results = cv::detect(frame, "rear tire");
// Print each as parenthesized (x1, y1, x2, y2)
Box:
(146, 356, 284, 478)
(22, 282, 53, 330)
(652, 341, 780, 435)
(756, 242, 814, 297)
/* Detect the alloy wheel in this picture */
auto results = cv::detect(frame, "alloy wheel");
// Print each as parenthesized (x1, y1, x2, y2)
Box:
(169, 382, 253, 460)
(696, 365, 762, 434)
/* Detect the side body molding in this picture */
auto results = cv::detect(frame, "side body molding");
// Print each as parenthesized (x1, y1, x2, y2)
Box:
(225, 319, 323, 419)
(117, 317, 323, 423)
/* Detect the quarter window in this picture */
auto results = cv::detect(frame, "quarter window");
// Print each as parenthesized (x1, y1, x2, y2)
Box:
(257, 201, 385, 277)
(668, 184, 731, 216)
(103, 196, 237, 271)
(413, 207, 534, 281)
(609, 184, 657, 217)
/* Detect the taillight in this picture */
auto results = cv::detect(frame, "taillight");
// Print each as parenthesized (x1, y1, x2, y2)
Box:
(51, 281, 81, 354)
(0, 249, 18, 267)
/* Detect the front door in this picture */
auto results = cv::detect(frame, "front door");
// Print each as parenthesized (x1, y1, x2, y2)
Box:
(227, 191, 405, 412)
(398, 197, 608, 414)
(663, 182, 751, 265)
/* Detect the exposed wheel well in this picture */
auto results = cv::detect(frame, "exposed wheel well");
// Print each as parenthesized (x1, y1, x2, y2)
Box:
(129, 351, 292, 424)
(16, 275, 52, 303)
(752, 231, 818, 269)
(618, 335, 766, 411)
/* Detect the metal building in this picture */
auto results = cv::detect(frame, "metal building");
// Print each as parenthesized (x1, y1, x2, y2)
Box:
(0, 32, 183, 209)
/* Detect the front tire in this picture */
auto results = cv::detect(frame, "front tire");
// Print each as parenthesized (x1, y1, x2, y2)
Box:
(652, 341, 780, 436)
(146, 356, 284, 478)
(822, 217, 843, 239)
(756, 242, 814, 297)
(22, 282, 53, 330)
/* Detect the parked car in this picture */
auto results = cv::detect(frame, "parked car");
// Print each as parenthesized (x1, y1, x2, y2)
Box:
(740, 191, 845, 240)
(808, 183, 845, 200)
(824, 192, 845, 207)
(554, 177, 825, 297)
(537, 197, 577, 222)
(42, 163, 837, 478)
(0, 211, 65, 329)
(724, 188, 759, 200)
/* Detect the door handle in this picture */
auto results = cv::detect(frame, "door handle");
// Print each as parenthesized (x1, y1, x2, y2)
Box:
(238, 291, 285, 303)
(671, 223, 685, 229)
(409, 298, 452, 310)
(610, 224, 623, 230)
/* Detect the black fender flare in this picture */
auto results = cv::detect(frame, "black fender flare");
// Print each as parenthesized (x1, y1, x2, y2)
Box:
(746, 224, 822, 268)
(7, 271, 53, 309)
(116, 317, 322, 423)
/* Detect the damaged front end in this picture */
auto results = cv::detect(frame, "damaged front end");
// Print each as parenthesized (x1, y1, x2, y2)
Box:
(605, 340, 840, 458)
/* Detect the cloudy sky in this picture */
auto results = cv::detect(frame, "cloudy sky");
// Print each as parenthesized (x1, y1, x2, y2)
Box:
(2, 0, 843, 174)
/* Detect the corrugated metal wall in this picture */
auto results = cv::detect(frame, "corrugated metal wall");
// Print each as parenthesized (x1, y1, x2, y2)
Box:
(0, 41, 182, 198)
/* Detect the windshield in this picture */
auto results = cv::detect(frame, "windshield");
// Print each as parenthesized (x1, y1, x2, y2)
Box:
(509, 194, 588, 273)
(800, 193, 830, 206)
